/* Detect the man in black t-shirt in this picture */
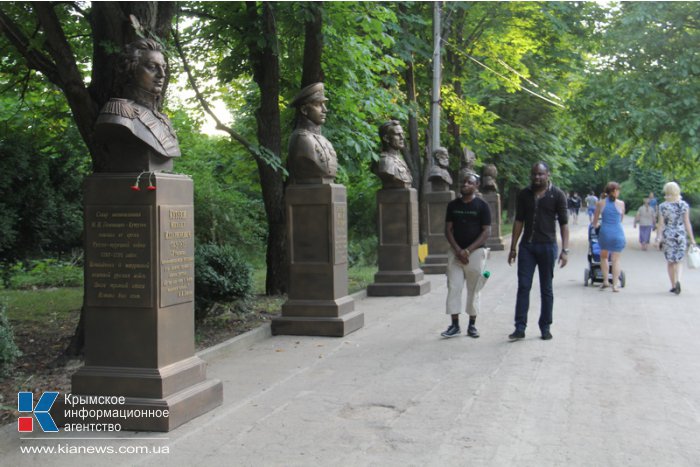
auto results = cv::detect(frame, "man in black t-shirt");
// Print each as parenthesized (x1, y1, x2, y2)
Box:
(441, 173, 492, 338)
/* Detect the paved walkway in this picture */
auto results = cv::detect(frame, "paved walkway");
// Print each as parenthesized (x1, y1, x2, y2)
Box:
(3, 217, 700, 466)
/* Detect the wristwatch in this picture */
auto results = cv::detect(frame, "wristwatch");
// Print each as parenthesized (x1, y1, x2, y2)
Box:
(561, 248, 570, 254)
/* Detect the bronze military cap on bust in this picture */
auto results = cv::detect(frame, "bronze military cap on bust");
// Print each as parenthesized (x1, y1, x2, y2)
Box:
(289, 82, 328, 108)
(287, 82, 337, 184)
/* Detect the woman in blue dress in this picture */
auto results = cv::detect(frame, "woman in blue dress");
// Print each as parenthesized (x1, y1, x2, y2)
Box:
(658, 181, 697, 294)
(592, 182, 626, 291)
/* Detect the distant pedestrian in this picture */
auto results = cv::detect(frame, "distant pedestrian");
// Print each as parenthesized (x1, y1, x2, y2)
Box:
(441, 173, 492, 338)
(658, 182, 697, 295)
(592, 182, 626, 292)
(585, 191, 598, 223)
(648, 191, 658, 214)
(507, 162, 569, 341)
(571, 192, 582, 224)
(634, 197, 656, 251)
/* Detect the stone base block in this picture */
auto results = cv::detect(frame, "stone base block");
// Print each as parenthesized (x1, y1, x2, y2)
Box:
(54, 378, 223, 432)
(71, 356, 208, 399)
(271, 310, 364, 337)
(367, 280, 430, 297)
(367, 269, 431, 296)
(486, 237, 506, 251)
(279, 295, 355, 318)
(422, 254, 448, 274)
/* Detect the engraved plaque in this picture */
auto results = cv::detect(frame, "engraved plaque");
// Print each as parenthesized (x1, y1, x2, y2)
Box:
(85, 205, 153, 307)
(291, 205, 329, 263)
(334, 204, 348, 264)
(380, 203, 409, 245)
(159, 205, 195, 307)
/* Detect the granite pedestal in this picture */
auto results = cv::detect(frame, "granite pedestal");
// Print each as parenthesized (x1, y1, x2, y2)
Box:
(273, 184, 363, 337)
(422, 190, 455, 274)
(482, 191, 506, 251)
(61, 173, 222, 432)
(367, 188, 430, 296)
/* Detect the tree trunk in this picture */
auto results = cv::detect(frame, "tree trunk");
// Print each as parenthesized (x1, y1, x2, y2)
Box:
(300, 3, 324, 87)
(245, 2, 287, 295)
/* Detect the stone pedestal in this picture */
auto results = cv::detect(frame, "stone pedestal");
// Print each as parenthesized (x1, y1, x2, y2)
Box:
(272, 184, 363, 337)
(367, 188, 430, 296)
(482, 191, 506, 251)
(422, 190, 455, 274)
(61, 173, 222, 432)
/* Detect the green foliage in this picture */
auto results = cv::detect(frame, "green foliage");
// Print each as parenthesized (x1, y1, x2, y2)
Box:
(348, 236, 378, 269)
(570, 2, 700, 190)
(690, 207, 700, 238)
(0, 300, 21, 377)
(323, 2, 407, 169)
(348, 265, 378, 294)
(170, 108, 268, 263)
(0, 87, 89, 261)
(194, 243, 253, 322)
(5, 259, 83, 290)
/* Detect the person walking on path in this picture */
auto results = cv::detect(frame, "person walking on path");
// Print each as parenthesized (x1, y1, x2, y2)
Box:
(568, 192, 582, 225)
(593, 182, 626, 292)
(507, 162, 570, 341)
(585, 191, 598, 223)
(649, 191, 659, 214)
(634, 197, 656, 251)
(657, 182, 697, 295)
(441, 173, 492, 338)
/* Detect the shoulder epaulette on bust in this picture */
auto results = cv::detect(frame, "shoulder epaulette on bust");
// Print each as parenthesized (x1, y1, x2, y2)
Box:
(100, 98, 137, 119)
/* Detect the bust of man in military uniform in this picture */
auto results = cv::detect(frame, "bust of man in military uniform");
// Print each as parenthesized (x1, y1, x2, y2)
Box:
(287, 82, 337, 184)
(428, 147, 453, 191)
(372, 120, 412, 189)
(95, 38, 180, 172)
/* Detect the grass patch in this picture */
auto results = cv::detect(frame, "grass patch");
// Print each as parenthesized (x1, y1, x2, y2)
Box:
(0, 288, 82, 322)
(252, 268, 267, 295)
(349, 265, 377, 294)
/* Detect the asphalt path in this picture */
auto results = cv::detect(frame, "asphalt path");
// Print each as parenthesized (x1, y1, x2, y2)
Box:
(3, 215, 700, 466)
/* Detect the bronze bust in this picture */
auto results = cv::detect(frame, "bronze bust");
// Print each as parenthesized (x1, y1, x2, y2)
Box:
(287, 83, 337, 184)
(372, 120, 412, 189)
(481, 163, 499, 193)
(428, 147, 453, 191)
(459, 147, 477, 182)
(95, 38, 180, 172)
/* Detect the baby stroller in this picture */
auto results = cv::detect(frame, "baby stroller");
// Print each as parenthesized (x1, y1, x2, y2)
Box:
(584, 224, 626, 287)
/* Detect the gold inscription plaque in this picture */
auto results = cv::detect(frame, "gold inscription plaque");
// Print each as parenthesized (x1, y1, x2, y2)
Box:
(85, 206, 152, 307)
(159, 205, 195, 307)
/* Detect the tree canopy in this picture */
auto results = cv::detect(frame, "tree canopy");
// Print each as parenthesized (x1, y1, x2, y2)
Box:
(2, 0, 698, 271)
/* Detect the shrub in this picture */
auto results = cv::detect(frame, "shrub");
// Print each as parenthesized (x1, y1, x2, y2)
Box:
(194, 243, 253, 322)
(7, 259, 83, 290)
(0, 301, 21, 377)
(348, 235, 378, 268)
(690, 207, 700, 239)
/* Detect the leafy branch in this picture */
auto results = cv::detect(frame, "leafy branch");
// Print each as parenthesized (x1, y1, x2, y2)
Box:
(171, 25, 286, 174)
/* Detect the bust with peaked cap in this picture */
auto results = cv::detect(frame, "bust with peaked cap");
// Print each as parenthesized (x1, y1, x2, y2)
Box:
(372, 120, 412, 189)
(287, 82, 338, 184)
(95, 38, 181, 172)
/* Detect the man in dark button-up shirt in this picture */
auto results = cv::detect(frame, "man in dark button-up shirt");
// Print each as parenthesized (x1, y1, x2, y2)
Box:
(507, 162, 570, 341)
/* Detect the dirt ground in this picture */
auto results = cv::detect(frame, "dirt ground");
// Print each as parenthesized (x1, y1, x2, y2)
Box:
(0, 298, 281, 427)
